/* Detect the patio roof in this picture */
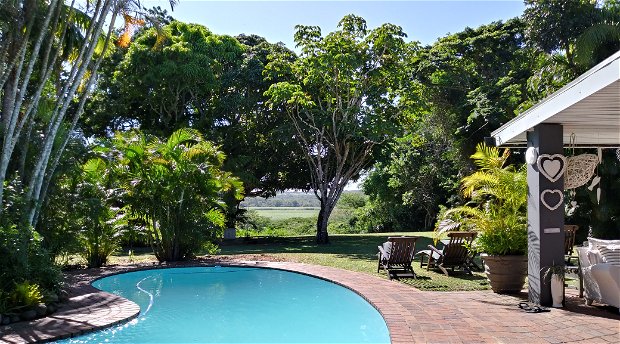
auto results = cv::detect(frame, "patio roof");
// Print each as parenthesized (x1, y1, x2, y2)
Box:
(491, 50, 620, 148)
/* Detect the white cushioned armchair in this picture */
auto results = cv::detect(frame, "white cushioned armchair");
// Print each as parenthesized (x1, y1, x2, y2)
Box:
(576, 238, 620, 311)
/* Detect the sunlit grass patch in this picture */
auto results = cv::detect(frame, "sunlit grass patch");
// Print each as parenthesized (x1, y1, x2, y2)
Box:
(247, 207, 319, 220)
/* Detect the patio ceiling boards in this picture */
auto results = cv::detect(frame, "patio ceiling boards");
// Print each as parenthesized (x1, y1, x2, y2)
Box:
(491, 50, 620, 148)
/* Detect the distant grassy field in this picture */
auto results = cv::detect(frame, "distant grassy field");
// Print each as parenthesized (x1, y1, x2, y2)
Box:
(247, 207, 319, 220)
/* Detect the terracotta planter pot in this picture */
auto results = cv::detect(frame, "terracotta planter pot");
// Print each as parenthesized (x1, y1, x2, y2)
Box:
(481, 254, 528, 293)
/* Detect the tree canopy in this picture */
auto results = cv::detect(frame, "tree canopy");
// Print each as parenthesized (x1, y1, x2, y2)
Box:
(265, 14, 412, 243)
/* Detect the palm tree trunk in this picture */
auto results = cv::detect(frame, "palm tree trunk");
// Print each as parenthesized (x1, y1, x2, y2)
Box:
(25, 0, 114, 227)
(30, 9, 118, 228)
(0, 0, 60, 213)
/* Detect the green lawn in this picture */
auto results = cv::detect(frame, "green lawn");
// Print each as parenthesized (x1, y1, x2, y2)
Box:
(247, 207, 319, 220)
(219, 232, 491, 291)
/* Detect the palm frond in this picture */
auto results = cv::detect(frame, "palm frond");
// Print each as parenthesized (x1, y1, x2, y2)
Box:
(167, 128, 202, 150)
(82, 158, 107, 178)
(575, 22, 620, 66)
(470, 143, 508, 170)
(461, 171, 499, 198)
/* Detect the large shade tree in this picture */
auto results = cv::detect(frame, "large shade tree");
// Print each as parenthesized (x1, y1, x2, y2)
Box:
(361, 19, 538, 233)
(411, 19, 536, 168)
(265, 15, 410, 244)
(85, 26, 310, 227)
(524, 0, 620, 74)
(106, 21, 245, 134)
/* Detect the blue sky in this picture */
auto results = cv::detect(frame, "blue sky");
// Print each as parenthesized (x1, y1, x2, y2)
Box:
(144, 1, 526, 48)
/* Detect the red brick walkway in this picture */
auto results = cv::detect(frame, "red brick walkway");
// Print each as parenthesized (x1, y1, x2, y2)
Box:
(1, 258, 618, 343)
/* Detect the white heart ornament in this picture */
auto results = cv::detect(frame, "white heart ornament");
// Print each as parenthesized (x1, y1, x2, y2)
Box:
(541, 189, 564, 211)
(537, 154, 566, 183)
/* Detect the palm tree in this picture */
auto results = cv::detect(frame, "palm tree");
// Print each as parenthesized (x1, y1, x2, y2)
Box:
(75, 158, 124, 268)
(112, 128, 243, 262)
(0, 0, 178, 227)
(436, 143, 528, 255)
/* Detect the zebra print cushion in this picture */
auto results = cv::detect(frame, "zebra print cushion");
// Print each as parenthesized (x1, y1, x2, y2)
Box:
(598, 245, 620, 266)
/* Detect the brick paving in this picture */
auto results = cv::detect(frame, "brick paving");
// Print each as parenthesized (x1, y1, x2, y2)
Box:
(1, 257, 618, 343)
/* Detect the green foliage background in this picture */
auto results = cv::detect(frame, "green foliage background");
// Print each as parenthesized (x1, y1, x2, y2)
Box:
(2, 0, 620, 315)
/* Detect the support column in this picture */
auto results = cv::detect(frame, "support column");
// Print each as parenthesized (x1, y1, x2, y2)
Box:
(527, 124, 565, 306)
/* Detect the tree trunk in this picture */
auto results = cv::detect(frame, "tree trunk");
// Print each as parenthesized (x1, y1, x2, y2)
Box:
(316, 200, 334, 244)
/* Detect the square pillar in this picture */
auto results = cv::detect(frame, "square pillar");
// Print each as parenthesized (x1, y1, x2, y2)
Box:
(527, 124, 565, 306)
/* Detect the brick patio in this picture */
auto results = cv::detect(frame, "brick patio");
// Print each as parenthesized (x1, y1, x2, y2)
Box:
(1, 258, 618, 343)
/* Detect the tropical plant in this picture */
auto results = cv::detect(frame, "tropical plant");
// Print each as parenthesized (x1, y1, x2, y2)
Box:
(110, 128, 243, 261)
(0, 0, 117, 226)
(524, 0, 620, 73)
(73, 158, 125, 267)
(436, 143, 528, 256)
(0, 224, 59, 312)
(523, 0, 597, 73)
(541, 262, 566, 282)
(9, 281, 44, 310)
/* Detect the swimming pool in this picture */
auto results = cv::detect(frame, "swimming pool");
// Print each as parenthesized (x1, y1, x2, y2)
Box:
(60, 266, 390, 343)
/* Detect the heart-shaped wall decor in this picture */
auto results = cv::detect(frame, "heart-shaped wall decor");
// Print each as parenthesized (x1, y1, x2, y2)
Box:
(541, 189, 564, 211)
(537, 154, 566, 183)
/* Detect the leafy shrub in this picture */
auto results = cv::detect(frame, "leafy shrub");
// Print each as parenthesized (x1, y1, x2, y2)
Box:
(337, 192, 367, 209)
(9, 281, 43, 310)
(111, 129, 243, 261)
(0, 291, 7, 314)
(61, 158, 124, 268)
(0, 226, 56, 313)
(200, 241, 221, 255)
(0, 225, 60, 295)
(266, 217, 316, 236)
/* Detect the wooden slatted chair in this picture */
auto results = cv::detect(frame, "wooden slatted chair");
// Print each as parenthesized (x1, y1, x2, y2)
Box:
(564, 225, 579, 265)
(416, 232, 477, 276)
(377, 236, 419, 280)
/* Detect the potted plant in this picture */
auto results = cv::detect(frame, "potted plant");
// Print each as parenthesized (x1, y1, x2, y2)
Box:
(542, 263, 565, 307)
(436, 143, 528, 293)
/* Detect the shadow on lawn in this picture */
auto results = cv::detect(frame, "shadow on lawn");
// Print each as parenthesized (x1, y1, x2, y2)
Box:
(220, 235, 436, 260)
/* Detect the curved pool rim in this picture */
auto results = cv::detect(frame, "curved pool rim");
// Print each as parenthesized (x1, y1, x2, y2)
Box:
(66, 262, 394, 342)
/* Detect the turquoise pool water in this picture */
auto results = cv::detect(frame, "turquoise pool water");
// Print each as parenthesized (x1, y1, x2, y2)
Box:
(60, 267, 390, 343)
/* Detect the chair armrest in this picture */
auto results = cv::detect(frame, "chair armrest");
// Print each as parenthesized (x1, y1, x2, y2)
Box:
(428, 245, 443, 256)
(576, 247, 592, 268)
(378, 246, 387, 259)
